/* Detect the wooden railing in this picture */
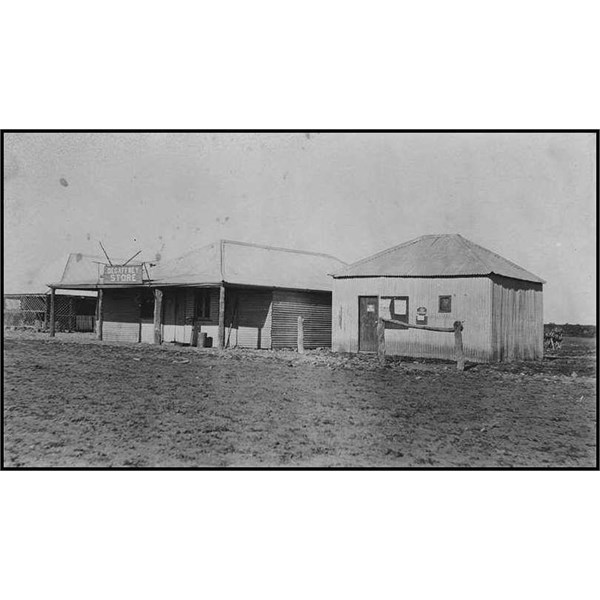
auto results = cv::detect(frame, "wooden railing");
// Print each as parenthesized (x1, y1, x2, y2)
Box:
(378, 318, 465, 371)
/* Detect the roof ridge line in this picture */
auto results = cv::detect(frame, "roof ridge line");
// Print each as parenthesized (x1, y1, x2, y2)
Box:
(219, 239, 345, 262)
(342, 235, 430, 270)
(463, 237, 543, 280)
(59, 255, 72, 283)
(453, 234, 493, 273)
(157, 242, 217, 266)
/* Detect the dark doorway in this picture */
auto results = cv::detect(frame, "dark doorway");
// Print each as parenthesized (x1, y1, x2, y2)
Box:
(358, 296, 378, 352)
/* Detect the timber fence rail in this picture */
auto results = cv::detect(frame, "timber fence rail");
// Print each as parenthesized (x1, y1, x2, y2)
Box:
(378, 318, 465, 371)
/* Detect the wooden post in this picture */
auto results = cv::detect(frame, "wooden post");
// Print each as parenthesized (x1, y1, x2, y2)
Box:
(377, 317, 386, 366)
(69, 297, 75, 332)
(49, 287, 56, 337)
(297, 316, 304, 354)
(45, 294, 51, 331)
(191, 322, 199, 348)
(454, 320, 464, 371)
(97, 289, 103, 340)
(190, 289, 198, 347)
(218, 284, 226, 349)
(153, 288, 163, 345)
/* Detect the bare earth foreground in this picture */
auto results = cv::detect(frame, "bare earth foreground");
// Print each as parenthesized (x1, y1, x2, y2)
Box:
(3, 331, 597, 468)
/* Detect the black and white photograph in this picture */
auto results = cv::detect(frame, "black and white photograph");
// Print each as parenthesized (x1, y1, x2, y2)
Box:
(3, 130, 596, 469)
(1, 3, 599, 600)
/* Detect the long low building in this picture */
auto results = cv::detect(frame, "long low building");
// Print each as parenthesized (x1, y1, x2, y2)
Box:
(330, 234, 545, 362)
(49, 240, 346, 349)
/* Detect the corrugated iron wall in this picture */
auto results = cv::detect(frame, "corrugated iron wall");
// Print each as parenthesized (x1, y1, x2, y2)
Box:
(332, 277, 493, 362)
(228, 290, 272, 349)
(491, 276, 543, 361)
(75, 315, 95, 332)
(103, 290, 140, 343)
(271, 290, 332, 349)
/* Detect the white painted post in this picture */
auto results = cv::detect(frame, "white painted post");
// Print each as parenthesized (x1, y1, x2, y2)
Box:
(297, 316, 304, 354)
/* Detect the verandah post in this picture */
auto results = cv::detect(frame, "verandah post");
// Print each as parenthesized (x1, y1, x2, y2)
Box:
(454, 320, 465, 371)
(69, 297, 75, 332)
(97, 289, 103, 340)
(49, 287, 56, 337)
(297, 316, 304, 354)
(377, 317, 386, 366)
(218, 284, 226, 349)
(153, 288, 163, 345)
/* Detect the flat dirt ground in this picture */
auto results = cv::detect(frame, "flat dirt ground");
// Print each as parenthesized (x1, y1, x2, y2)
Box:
(3, 331, 597, 468)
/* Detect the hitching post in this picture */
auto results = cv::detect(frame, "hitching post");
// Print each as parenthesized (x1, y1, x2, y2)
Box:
(49, 287, 56, 337)
(454, 320, 464, 371)
(297, 316, 304, 354)
(377, 317, 386, 366)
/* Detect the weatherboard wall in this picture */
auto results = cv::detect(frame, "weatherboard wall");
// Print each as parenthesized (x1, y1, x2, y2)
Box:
(161, 288, 220, 346)
(160, 287, 273, 349)
(99, 285, 334, 350)
(332, 276, 493, 362)
(102, 289, 141, 343)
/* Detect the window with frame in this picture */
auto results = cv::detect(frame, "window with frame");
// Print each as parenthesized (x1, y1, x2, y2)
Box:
(380, 296, 409, 323)
(196, 289, 211, 319)
(439, 295, 452, 313)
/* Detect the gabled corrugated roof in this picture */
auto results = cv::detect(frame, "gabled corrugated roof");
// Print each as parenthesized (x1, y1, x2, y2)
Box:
(150, 242, 222, 285)
(49, 253, 145, 288)
(331, 234, 545, 283)
(152, 240, 347, 291)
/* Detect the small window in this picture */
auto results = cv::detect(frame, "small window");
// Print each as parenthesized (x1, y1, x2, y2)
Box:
(196, 290, 211, 319)
(439, 295, 452, 313)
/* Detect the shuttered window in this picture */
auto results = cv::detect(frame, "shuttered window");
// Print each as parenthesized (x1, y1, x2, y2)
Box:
(439, 295, 452, 313)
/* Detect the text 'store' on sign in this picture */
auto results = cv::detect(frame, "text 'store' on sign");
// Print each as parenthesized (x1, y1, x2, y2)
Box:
(104, 265, 143, 284)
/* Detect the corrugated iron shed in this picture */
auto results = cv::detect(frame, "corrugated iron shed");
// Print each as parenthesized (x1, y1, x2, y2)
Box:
(331, 234, 545, 284)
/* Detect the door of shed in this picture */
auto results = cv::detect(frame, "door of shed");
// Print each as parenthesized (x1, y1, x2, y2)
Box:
(358, 296, 378, 352)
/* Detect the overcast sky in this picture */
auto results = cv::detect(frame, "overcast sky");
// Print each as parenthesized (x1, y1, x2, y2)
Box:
(3, 132, 596, 323)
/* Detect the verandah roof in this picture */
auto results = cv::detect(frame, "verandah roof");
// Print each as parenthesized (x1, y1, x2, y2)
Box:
(49, 241, 347, 292)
